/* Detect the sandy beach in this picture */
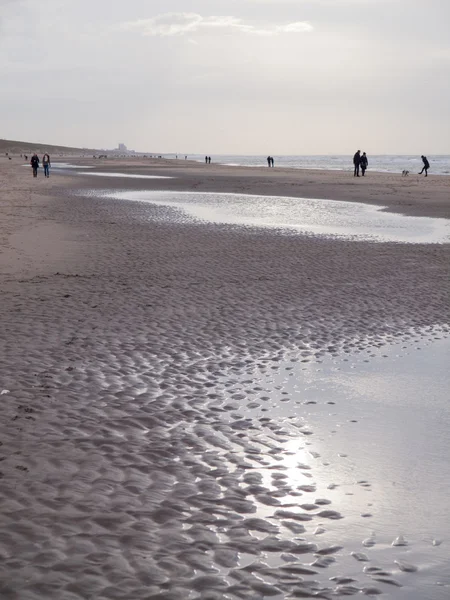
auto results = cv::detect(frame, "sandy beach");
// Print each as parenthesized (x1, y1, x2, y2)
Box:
(1, 156, 449, 599)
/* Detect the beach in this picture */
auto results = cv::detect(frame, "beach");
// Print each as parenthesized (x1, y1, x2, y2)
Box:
(0, 156, 449, 599)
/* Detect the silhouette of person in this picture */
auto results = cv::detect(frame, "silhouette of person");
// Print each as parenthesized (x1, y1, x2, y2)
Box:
(205, 156, 208, 164)
(418, 155, 430, 176)
(271, 157, 275, 167)
(208, 156, 211, 164)
(30, 153, 39, 177)
(353, 150, 361, 177)
(267, 156, 271, 167)
(42, 153, 51, 178)
(360, 152, 368, 176)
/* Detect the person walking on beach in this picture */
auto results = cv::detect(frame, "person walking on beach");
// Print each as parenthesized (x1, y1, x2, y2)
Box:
(267, 156, 271, 167)
(353, 150, 361, 177)
(42, 153, 51, 178)
(360, 152, 368, 176)
(30, 153, 39, 177)
(418, 155, 430, 176)
(271, 156, 275, 167)
(205, 156, 208, 164)
(208, 156, 211, 164)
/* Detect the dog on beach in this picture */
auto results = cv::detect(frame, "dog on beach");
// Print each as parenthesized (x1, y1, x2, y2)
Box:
(402, 170, 410, 176)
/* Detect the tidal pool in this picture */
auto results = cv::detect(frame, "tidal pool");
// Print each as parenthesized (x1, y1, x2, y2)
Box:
(103, 190, 450, 243)
(80, 172, 173, 180)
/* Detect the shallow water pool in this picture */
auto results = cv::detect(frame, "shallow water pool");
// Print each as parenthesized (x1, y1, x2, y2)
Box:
(80, 172, 173, 180)
(225, 331, 450, 598)
(104, 190, 450, 244)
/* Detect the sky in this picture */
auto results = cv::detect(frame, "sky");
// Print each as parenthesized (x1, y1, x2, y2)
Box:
(1, 0, 449, 154)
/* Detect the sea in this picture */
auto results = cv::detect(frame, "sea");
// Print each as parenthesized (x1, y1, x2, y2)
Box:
(166, 154, 450, 175)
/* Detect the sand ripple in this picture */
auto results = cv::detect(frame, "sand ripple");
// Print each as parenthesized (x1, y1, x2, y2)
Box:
(1, 186, 448, 598)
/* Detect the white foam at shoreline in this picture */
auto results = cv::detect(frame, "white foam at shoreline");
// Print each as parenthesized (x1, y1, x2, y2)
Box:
(102, 190, 450, 244)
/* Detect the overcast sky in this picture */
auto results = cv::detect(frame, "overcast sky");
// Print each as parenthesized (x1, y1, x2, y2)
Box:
(1, 0, 449, 154)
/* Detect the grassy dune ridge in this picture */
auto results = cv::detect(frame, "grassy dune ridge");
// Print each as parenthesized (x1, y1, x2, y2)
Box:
(0, 138, 97, 155)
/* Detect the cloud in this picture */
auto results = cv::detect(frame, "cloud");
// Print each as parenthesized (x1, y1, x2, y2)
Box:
(119, 13, 313, 37)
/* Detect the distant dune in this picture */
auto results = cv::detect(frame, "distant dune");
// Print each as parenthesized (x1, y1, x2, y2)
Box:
(0, 138, 98, 155)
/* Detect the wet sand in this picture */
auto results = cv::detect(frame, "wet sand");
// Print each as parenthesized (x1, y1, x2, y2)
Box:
(1, 158, 449, 599)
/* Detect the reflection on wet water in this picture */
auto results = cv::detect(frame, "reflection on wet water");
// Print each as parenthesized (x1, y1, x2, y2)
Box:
(104, 190, 450, 243)
(80, 172, 173, 179)
(51, 163, 94, 169)
(226, 331, 450, 599)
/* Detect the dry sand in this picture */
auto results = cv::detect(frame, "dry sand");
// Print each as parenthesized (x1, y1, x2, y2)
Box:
(0, 155, 449, 599)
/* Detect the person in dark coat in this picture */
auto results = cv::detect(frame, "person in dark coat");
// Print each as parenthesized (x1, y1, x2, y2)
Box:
(353, 150, 361, 177)
(360, 152, 368, 176)
(418, 155, 430, 176)
(30, 153, 40, 177)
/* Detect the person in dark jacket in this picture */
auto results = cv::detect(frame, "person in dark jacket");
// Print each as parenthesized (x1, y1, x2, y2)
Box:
(30, 153, 39, 177)
(360, 152, 368, 176)
(353, 150, 361, 177)
(418, 155, 430, 176)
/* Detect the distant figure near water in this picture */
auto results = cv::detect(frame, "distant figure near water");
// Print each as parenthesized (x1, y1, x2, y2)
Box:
(267, 156, 274, 167)
(205, 156, 208, 164)
(208, 156, 211, 164)
(418, 155, 430, 177)
(353, 150, 361, 177)
(42, 153, 51, 178)
(360, 152, 368, 176)
(30, 153, 39, 178)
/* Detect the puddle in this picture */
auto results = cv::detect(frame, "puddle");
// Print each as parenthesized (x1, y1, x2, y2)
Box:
(50, 162, 94, 169)
(103, 190, 450, 244)
(79, 172, 173, 179)
(22, 162, 94, 169)
(223, 330, 450, 598)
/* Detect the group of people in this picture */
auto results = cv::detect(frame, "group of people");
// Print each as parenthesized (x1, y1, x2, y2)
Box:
(30, 153, 51, 178)
(352, 150, 369, 177)
(204, 156, 212, 164)
(353, 151, 431, 177)
(267, 156, 275, 167)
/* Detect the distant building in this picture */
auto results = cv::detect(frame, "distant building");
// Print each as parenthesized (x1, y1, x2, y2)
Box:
(118, 143, 127, 152)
